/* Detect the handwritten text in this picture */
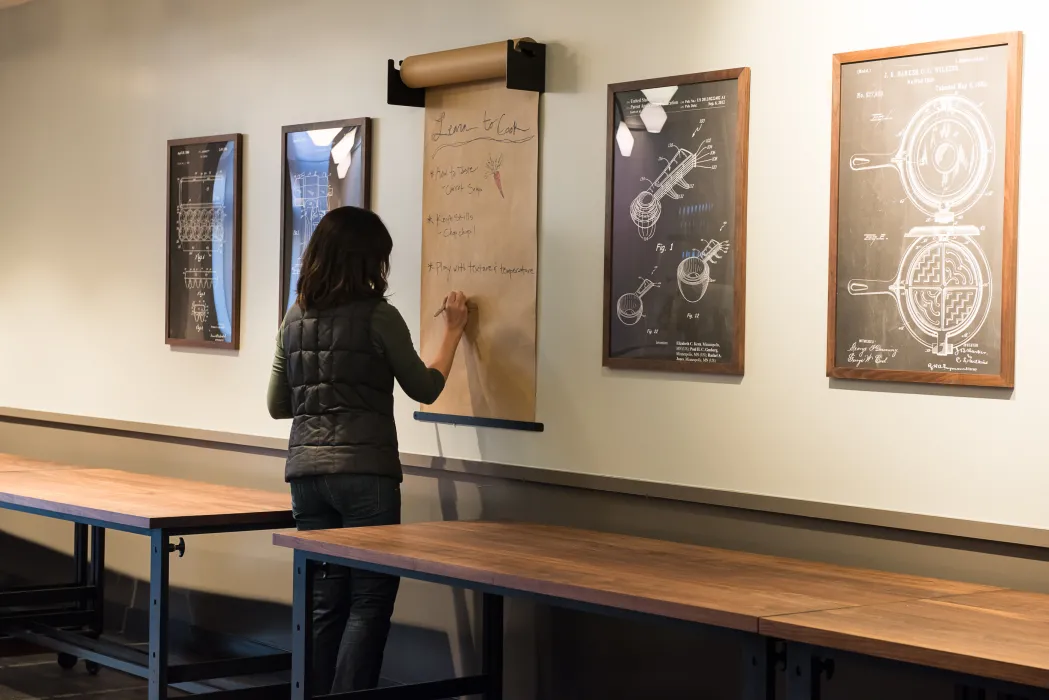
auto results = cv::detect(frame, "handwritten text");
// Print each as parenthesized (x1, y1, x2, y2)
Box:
(847, 339, 899, 368)
(426, 261, 536, 281)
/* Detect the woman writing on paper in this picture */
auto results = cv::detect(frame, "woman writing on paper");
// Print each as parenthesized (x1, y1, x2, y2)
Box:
(266, 206, 468, 693)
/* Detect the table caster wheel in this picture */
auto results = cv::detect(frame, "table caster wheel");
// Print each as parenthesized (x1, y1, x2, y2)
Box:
(57, 653, 78, 670)
(85, 660, 101, 676)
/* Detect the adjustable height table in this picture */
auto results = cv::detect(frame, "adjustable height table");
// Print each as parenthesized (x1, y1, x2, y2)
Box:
(273, 521, 993, 700)
(0, 466, 296, 700)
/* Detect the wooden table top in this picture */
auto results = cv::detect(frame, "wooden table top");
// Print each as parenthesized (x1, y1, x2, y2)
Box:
(762, 589, 1049, 689)
(0, 468, 292, 531)
(273, 521, 997, 632)
(0, 453, 85, 473)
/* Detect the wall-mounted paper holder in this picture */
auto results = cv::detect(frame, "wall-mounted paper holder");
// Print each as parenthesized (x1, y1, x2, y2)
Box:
(387, 39, 547, 108)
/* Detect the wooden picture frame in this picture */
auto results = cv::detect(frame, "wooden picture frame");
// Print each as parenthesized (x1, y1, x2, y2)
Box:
(827, 33, 1023, 387)
(165, 134, 243, 349)
(602, 68, 751, 375)
(279, 117, 371, 322)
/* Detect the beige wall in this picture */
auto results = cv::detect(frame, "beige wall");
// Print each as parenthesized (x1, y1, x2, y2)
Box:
(4, 7, 1048, 695)
(1, 1, 1048, 545)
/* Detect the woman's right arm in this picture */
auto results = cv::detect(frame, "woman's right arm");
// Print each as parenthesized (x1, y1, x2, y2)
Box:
(427, 291, 469, 379)
(373, 294, 468, 405)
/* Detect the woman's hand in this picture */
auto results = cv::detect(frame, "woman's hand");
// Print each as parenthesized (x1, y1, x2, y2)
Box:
(442, 291, 469, 334)
(427, 291, 470, 380)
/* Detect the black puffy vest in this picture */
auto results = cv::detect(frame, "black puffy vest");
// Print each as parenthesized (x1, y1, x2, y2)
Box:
(282, 300, 401, 482)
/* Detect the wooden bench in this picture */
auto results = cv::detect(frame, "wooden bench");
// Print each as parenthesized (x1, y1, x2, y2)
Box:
(0, 463, 295, 700)
(273, 521, 1004, 700)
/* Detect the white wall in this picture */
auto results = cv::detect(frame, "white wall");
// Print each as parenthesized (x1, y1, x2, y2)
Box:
(1, 0, 1047, 528)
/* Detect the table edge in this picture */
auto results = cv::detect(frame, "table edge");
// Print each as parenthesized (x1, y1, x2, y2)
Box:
(272, 533, 759, 632)
(0, 493, 148, 529)
(0, 492, 293, 531)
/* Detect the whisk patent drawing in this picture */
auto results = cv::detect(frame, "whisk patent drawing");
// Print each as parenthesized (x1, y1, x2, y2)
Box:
(630, 139, 717, 241)
(677, 239, 729, 303)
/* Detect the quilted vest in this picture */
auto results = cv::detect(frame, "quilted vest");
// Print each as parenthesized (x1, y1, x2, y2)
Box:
(282, 300, 400, 482)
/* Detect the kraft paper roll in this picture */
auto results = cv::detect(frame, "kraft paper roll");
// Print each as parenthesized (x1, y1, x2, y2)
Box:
(399, 38, 534, 89)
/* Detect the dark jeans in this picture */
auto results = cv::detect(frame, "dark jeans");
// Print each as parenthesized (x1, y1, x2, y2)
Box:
(290, 474, 401, 694)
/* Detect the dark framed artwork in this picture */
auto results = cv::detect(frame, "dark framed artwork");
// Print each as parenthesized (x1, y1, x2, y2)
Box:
(279, 117, 371, 320)
(827, 33, 1023, 387)
(602, 68, 751, 375)
(165, 134, 243, 349)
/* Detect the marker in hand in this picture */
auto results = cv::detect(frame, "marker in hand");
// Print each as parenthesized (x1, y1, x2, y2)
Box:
(434, 298, 476, 317)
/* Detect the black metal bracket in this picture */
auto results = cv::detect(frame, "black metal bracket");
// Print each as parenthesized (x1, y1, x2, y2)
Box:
(770, 639, 787, 672)
(167, 538, 186, 558)
(388, 39, 547, 108)
(812, 656, 835, 699)
(506, 40, 546, 93)
(387, 59, 424, 108)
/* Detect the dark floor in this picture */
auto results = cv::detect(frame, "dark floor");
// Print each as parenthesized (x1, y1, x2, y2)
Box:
(0, 532, 454, 699)
(0, 650, 158, 700)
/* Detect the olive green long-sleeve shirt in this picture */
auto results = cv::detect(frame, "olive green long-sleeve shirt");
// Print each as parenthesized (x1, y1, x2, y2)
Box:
(267, 302, 445, 419)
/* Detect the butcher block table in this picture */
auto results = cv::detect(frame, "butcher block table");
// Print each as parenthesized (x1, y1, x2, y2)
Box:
(0, 464, 295, 700)
(273, 520, 999, 700)
(0, 452, 86, 473)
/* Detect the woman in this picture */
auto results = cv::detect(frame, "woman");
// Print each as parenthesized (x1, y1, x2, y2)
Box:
(267, 205, 468, 693)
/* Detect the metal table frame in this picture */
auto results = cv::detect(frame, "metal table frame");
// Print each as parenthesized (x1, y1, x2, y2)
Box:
(289, 546, 1049, 700)
(784, 643, 1049, 700)
(13, 505, 1041, 700)
(0, 500, 295, 700)
(289, 548, 775, 700)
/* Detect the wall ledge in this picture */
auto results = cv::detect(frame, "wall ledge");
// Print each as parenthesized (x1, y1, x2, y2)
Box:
(2, 406, 1048, 556)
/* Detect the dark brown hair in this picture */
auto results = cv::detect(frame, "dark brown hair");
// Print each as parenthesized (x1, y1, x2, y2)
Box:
(296, 206, 392, 310)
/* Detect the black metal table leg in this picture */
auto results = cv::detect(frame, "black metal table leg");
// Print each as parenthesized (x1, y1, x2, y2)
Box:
(74, 524, 89, 598)
(85, 526, 107, 676)
(481, 593, 504, 700)
(785, 643, 814, 700)
(291, 551, 315, 700)
(90, 527, 106, 637)
(57, 523, 92, 671)
(739, 635, 773, 700)
(784, 644, 834, 700)
(149, 531, 170, 700)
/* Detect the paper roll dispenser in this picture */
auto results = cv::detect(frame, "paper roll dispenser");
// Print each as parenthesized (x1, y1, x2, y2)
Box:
(388, 39, 546, 108)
